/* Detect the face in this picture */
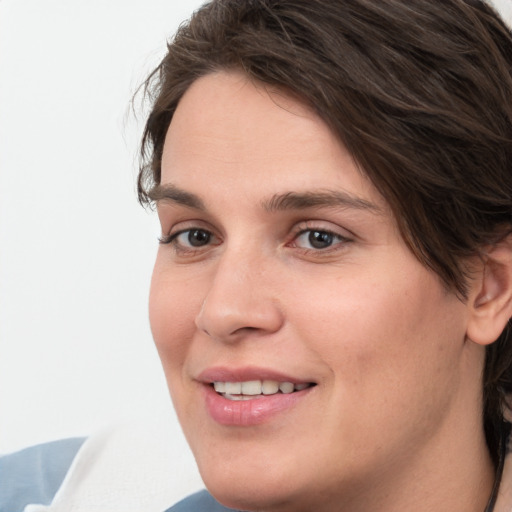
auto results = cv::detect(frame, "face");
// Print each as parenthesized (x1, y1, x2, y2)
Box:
(150, 71, 478, 512)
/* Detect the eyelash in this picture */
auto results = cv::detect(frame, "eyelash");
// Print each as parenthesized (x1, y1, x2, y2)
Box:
(158, 223, 352, 255)
(289, 226, 351, 253)
(158, 228, 218, 251)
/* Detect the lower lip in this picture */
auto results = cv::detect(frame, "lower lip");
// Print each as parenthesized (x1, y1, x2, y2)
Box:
(203, 385, 313, 426)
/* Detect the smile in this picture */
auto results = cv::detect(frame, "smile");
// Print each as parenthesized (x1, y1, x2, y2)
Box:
(213, 380, 314, 400)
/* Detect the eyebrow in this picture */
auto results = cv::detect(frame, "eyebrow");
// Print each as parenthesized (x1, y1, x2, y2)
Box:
(150, 183, 382, 215)
(149, 184, 206, 210)
(262, 190, 382, 214)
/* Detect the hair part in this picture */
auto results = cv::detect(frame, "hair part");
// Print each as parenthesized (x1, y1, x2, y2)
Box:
(138, 0, 512, 461)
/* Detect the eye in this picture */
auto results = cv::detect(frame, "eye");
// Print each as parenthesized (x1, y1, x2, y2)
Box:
(176, 229, 212, 247)
(292, 228, 349, 250)
(159, 228, 217, 250)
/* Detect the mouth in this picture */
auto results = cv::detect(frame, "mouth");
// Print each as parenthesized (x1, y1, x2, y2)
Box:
(198, 367, 317, 425)
(212, 380, 316, 401)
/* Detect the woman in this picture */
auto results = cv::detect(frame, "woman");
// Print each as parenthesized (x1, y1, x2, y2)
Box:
(2, 1, 510, 511)
(139, 0, 512, 511)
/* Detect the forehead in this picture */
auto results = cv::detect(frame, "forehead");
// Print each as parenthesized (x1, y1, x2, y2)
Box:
(160, 70, 387, 213)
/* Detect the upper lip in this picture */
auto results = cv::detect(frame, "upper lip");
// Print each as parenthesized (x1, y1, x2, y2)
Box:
(197, 366, 314, 384)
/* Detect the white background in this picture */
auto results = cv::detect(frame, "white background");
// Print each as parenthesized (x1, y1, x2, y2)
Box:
(0, 0, 205, 454)
(1, 0, 511, 455)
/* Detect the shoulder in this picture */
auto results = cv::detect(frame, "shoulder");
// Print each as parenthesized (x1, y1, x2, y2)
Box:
(164, 490, 239, 512)
(0, 437, 86, 512)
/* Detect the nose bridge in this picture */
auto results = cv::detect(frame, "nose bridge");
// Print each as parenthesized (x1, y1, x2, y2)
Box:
(195, 242, 283, 341)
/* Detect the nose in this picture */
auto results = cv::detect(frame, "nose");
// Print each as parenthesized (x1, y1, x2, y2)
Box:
(195, 251, 284, 343)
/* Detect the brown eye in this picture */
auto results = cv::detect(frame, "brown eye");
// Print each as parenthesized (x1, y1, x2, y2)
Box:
(308, 231, 334, 249)
(187, 229, 211, 247)
(294, 229, 345, 250)
(169, 228, 213, 248)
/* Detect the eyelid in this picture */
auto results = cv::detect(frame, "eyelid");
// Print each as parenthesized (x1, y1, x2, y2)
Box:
(158, 224, 222, 260)
(159, 218, 217, 243)
(291, 229, 349, 249)
(159, 227, 216, 244)
(158, 219, 353, 256)
(158, 233, 174, 244)
(289, 220, 354, 241)
(286, 221, 354, 255)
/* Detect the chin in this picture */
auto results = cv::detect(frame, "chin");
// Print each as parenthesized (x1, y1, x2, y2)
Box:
(204, 477, 301, 512)
(195, 450, 313, 512)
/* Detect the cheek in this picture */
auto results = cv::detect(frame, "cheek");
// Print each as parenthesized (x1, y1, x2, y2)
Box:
(149, 262, 203, 371)
(282, 265, 468, 467)
(289, 261, 466, 400)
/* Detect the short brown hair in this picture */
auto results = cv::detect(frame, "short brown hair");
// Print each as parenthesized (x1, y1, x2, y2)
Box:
(138, 0, 512, 460)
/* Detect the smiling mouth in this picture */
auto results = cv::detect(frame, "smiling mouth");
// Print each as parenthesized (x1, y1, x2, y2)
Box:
(212, 380, 316, 401)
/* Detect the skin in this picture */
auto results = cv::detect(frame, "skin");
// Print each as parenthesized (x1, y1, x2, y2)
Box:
(149, 71, 497, 512)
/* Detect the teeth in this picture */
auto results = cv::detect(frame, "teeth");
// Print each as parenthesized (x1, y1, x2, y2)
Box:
(224, 394, 256, 401)
(224, 382, 242, 394)
(213, 382, 225, 393)
(262, 380, 279, 395)
(279, 382, 294, 394)
(241, 380, 262, 395)
(212, 380, 312, 397)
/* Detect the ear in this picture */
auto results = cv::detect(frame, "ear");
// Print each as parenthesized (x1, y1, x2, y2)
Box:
(466, 235, 512, 346)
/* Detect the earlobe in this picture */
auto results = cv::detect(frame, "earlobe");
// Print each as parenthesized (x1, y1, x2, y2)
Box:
(466, 236, 512, 346)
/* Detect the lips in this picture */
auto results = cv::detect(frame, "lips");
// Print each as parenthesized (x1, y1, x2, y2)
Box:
(198, 367, 316, 426)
